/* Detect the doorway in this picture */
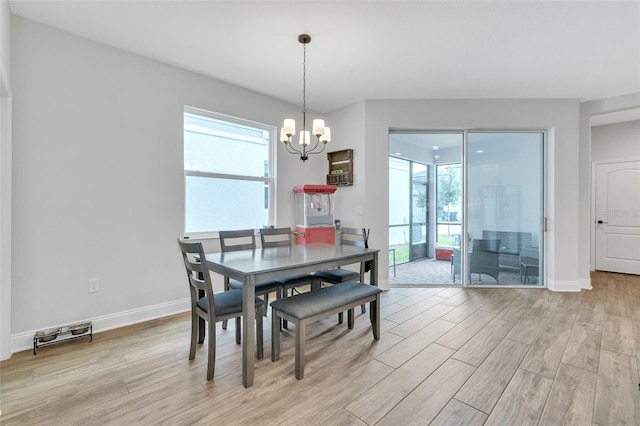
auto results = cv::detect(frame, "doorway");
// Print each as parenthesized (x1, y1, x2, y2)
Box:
(389, 157, 431, 264)
(389, 132, 463, 285)
(595, 160, 640, 274)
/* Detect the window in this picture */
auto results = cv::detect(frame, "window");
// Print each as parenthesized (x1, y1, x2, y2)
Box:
(184, 107, 274, 234)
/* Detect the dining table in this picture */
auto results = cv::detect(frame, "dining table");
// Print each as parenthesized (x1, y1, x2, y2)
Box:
(204, 242, 379, 387)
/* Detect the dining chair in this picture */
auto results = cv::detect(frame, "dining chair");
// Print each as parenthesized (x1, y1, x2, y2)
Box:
(314, 227, 369, 321)
(260, 227, 316, 296)
(219, 229, 283, 329)
(260, 227, 316, 329)
(177, 238, 264, 381)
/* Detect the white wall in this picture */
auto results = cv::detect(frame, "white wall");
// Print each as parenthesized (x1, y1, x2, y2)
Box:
(0, 0, 13, 360)
(361, 99, 581, 291)
(9, 16, 324, 355)
(326, 102, 367, 228)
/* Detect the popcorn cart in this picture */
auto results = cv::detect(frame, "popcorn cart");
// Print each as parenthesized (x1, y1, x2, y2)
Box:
(293, 184, 337, 244)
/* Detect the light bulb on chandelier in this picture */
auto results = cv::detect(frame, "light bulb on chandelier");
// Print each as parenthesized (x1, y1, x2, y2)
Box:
(280, 34, 331, 162)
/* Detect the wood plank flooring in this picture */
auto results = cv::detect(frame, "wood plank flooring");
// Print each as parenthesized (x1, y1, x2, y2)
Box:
(1, 271, 639, 425)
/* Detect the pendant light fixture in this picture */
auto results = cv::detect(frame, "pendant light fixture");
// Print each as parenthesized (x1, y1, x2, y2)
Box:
(280, 34, 331, 162)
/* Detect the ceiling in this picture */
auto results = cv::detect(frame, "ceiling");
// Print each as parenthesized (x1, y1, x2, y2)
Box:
(9, 1, 640, 114)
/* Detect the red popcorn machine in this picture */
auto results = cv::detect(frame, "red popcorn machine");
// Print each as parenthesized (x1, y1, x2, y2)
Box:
(293, 184, 337, 244)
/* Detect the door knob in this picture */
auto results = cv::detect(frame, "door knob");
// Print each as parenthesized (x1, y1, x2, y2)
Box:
(597, 220, 607, 224)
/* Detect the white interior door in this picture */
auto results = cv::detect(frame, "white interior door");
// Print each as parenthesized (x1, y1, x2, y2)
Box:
(595, 160, 640, 274)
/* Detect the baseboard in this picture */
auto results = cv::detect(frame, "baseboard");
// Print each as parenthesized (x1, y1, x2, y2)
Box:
(546, 279, 582, 292)
(9, 298, 190, 356)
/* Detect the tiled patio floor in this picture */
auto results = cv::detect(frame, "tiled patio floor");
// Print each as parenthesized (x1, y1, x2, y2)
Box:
(388, 257, 528, 286)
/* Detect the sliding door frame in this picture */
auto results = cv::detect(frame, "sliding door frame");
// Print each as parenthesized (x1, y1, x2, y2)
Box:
(461, 129, 547, 288)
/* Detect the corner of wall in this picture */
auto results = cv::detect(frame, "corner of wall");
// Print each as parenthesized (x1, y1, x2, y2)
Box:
(578, 277, 592, 291)
(546, 279, 582, 292)
(0, 0, 12, 361)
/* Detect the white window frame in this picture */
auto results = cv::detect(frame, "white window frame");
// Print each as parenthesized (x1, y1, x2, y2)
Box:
(183, 106, 276, 237)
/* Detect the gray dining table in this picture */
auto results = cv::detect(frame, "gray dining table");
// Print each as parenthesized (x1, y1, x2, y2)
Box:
(204, 242, 379, 387)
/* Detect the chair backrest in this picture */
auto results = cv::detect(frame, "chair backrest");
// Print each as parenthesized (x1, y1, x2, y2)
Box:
(340, 227, 367, 247)
(177, 238, 215, 315)
(470, 249, 500, 273)
(219, 229, 256, 253)
(520, 246, 539, 260)
(472, 239, 501, 253)
(260, 227, 292, 248)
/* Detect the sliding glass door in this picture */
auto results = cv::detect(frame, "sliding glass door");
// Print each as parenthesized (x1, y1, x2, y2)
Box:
(466, 132, 544, 286)
(388, 130, 544, 287)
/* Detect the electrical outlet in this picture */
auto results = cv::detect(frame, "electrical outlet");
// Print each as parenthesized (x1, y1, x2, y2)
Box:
(88, 278, 100, 293)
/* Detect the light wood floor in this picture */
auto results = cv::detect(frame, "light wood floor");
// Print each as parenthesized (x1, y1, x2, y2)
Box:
(2, 271, 639, 425)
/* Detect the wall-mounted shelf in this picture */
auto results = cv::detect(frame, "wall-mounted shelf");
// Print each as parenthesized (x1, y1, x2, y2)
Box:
(327, 149, 353, 186)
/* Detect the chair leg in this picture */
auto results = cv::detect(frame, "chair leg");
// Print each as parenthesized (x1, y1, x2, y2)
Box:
(271, 310, 280, 362)
(206, 317, 216, 381)
(256, 306, 264, 359)
(311, 277, 320, 291)
(222, 278, 230, 330)
(375, 296, 380, 340)
(358, 276, 366, 314)
(369, 299, 374, 326)
(235, 317, 241, 344)
(347, 308, 355, 329)
(189, 312, 198, 360)
(277, 287, 289, 330)
(371, 296, 381, 340)
(198, 317, 206, 343)
(196, 290, 206, 343)
(338, 312, 344, 324)
(295, 319, 306, 380)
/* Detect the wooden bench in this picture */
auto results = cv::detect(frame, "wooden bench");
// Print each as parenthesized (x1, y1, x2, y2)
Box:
(270, 281, 382, 379)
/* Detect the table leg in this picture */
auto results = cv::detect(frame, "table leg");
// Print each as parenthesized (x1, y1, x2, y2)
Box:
(243, 276, 255, 388)
(371, 251, 378, 287)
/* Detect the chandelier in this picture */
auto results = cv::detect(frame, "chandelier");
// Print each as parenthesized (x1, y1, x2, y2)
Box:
(280, 34, 331, 162)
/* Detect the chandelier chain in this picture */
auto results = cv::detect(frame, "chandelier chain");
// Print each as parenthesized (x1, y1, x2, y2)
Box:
(302, 41, 307, 145)
(302, 41, 307, 114)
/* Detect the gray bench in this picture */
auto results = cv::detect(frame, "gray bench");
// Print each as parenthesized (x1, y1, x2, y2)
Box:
(270, 281, 382, 379)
